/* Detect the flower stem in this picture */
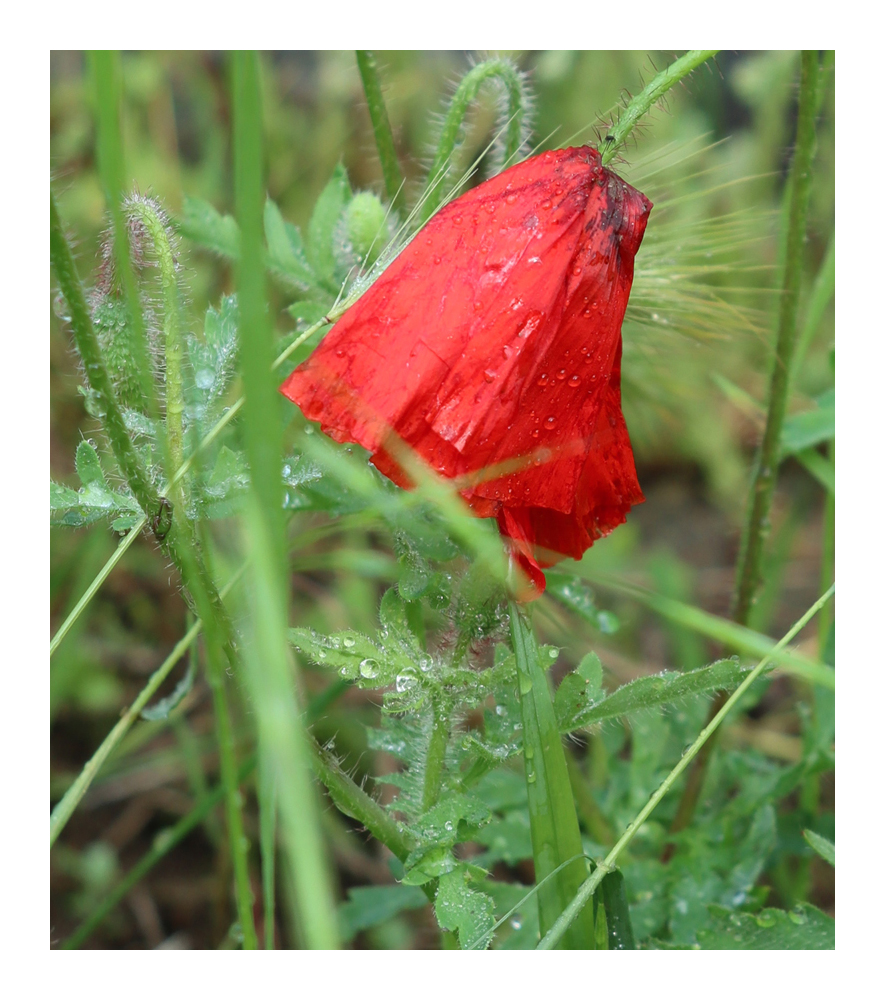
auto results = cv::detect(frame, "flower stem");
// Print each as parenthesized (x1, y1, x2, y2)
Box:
(665, 51, 823, 847)
(50, 194, 162, 529)
(732, 50, 821, 626)
(125, 198, 186, 496)
(422, 698, 451, 812)
(509, 602, 595, 949)
(88, 51, 159, 424)
(356, 51, 405, 212)
(537, 584, 835, 950)
(600, 51, 719, 167)
(420, 58, 528, 224)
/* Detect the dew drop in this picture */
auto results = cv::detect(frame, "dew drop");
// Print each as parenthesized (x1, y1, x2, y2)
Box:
(544, 416, 557, 430)
(536, 373, 550, 387)
(483, 369, 496, 383)
(568, 374, 581, 388)
(531, 429, 540, 438)
(555, 369, 567, 381)
(342, 637, 355, 648)
(540, 199, 552, 210)
(359, 658, 378, 679)
(502, 344, 513, 359)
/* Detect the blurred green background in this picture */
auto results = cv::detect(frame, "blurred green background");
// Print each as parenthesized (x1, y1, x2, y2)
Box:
(50, 51, 834, 949)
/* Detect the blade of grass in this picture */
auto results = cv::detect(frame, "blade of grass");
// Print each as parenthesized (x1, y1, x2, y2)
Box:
(61, 756, 257, 950)
(49, 568, 246, 847)
(233, 51, 339, 951)
(579, 572, 834, 690)
(509, 603, 595, 949)
(355, 51, 404, 211)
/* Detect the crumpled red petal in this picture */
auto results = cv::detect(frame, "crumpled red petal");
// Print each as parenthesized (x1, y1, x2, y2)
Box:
(281, 145, 651, 599)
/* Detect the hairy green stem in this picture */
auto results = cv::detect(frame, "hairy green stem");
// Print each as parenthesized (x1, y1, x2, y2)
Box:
(308, 738, 416, 863)
(732, 51, 821, 625)
(422, 699, 451, 812)
(126, 198, 186, 494)
(89, 51, 159, 423)
(50, 195, 162, 528)
(663, 52, 824, 846)
(600, 51, 719, 167)
(538, 584, 835, 950)
(509, 603, 595, 949)
(420, 58, 528, 223)
(356, 51, 405, 211)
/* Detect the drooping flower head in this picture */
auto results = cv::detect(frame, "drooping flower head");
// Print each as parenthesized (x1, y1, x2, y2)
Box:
(281, 145, 651, 598)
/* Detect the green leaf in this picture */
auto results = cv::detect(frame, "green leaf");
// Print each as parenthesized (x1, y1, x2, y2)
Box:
(187, 295, 239, 427)
(338, 885, 427, 943)
(75, 440, 106, 488)
(306, 163, 353, 287)
(288, 626, 415, 688)
(781, 390, 834, 455)
(803, 829, 835, 867)
(601, 870, 636, 950)
(794, 447, 835, 493)
(554, 652, 605, 730)
(264, 199, 317, 291)
(546, 575, 620, 633)
(696, 903, 834, 950)
(434, 868, 496, 950)
(177, 196, 240, 259)
(558, 658, 752, 733)
(140, 661, 195, 721)
(50, 482, 82, 511)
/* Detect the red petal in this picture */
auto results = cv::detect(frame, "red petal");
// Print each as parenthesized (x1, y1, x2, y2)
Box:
(281, 146, 651, 597)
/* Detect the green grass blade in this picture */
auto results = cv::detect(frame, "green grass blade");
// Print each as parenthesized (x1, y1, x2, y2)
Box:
(509, 603, 595, 949)
(232, 50, 339, 950)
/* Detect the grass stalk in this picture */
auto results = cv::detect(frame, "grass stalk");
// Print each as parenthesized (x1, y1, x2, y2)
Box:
(233, 50, 339, 950)
(509, 603, 595, 949)
(355, 51, 405, 211)
(62, 756, 257, 949)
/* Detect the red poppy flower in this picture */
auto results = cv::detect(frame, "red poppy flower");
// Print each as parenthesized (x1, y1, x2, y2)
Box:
(281, 145, 651, 598)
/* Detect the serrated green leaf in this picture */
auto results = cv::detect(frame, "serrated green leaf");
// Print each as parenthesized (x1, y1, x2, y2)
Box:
(50, 482, 81, 511)
(177, 196, 240, 259)
(264, 199, 317, 291)
(75, 441, 106, 488)
(697, 903, 834, 950)
(306, 163, 353, 287)
(435, 868, 496, 950)
(559, 658, 751, 733)
(187, 296, 239, 429)
(289, 626, 411, 686)
(803, 829, 835, 867)
(111, 514, 142, 532)
(546, 574, 620, 633)
(338, 885, 427, 943)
